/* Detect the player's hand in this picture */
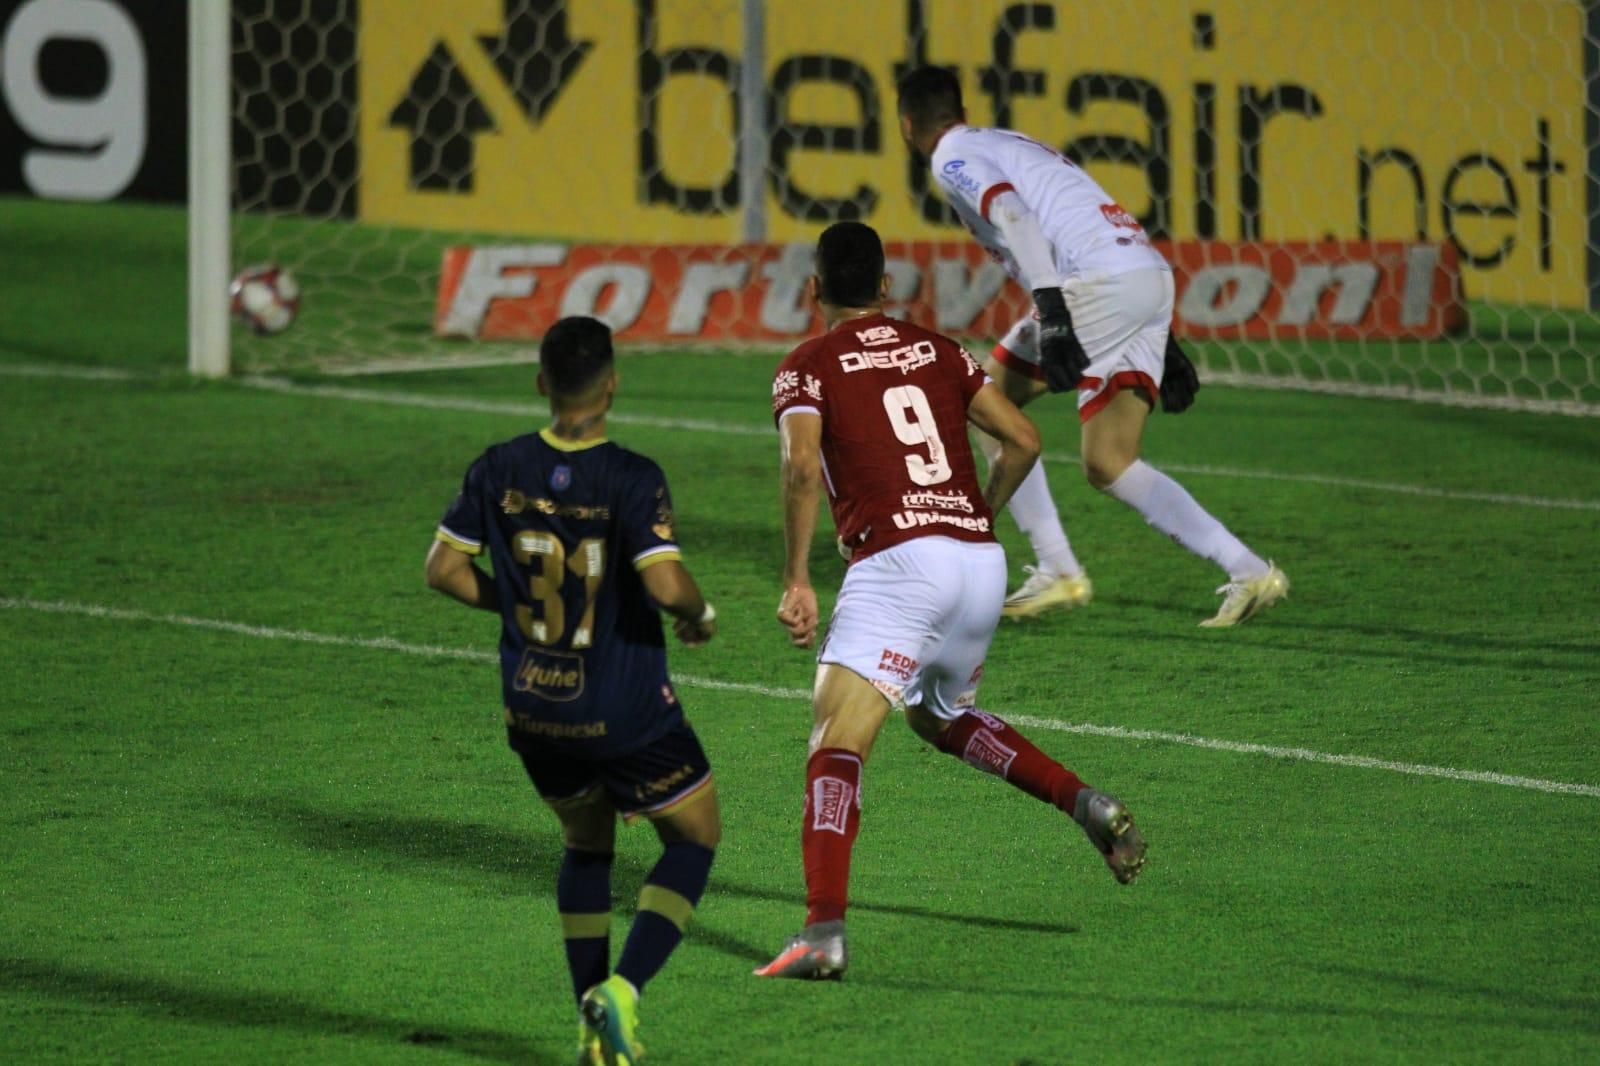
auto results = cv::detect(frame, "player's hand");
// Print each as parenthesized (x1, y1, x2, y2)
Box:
(1032, 287, 1090, 393)
(674, 603, 716, 646)
(776, 584, 819, 649)
(1159, 333, 1201, 413)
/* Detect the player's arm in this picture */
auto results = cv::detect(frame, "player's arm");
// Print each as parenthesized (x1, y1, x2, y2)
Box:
(424, 538, 500, 612)
(988, 190, 1089, 392)
(639, 558, 716, 647)
(966, 382, 1041, 513)
(776, 410, 823, 648)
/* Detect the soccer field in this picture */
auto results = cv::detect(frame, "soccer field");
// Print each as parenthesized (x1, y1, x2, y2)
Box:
(2, 200, 1599, 1064)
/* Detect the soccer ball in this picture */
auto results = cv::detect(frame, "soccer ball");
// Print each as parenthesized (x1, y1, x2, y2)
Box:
(230, 264, 300, 335)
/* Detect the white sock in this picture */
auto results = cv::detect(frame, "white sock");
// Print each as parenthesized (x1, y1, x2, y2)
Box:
(1102, 460, 1267, 579)
(977, 432, 1081, 577)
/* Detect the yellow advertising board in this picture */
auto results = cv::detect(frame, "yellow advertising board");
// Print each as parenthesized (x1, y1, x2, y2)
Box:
(360, 0, 1589, 307)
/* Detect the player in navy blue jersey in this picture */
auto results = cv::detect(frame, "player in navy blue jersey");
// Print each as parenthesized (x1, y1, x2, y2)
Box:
(426, 316, 718, 1066)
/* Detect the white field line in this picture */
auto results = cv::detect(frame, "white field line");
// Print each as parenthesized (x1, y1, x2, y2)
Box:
(198, 347, 1600, 417)
(7, 361, 1599, 511)
(240, 376, 1600, 512)
(3, 595, 1596, 800)
(1203, 370, 1600, 418)
(0, 363, 142, 381)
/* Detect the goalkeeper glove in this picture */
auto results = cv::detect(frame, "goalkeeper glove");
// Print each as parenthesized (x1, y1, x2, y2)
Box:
(1159, 333, 1201, 413)
(1031, 287, 1090, 393)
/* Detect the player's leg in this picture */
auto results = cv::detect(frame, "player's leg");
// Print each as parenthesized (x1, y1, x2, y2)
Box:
(515, 746, 618, 1014)
(582, 726, 719, 1064)
(981, 326, 1092, 618)
(514, 744, 618, 1065)
(901, 541, 1146, 884)
(758, 546, 926, 980)
(753, 663, 888, 981)
(1075, 270, 1286, 625)
(547, 793, 617, 1066)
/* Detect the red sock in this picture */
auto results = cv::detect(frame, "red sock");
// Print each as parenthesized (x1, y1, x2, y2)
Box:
(801, 748, 862, 926)
(936, 710, 1087, 813)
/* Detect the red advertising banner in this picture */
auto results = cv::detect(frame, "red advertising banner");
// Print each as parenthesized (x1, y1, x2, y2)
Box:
(435, 240, 1463, 343)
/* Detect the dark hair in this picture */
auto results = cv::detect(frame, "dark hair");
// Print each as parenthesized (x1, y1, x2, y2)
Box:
(815, 221, 885, 308)
(540, 316, 614, 397)
(896, 66, 964, 133)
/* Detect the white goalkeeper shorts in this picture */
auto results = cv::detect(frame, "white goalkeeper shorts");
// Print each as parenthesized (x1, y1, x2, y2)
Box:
(817, 536, 1006, 721)
(992, 266, 1175, 421)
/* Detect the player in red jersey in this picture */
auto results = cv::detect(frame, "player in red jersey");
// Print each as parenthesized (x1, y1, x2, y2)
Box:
(754, 222, 1146, 981)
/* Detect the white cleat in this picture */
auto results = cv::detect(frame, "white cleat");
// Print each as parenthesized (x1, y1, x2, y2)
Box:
(1001, 567, 1094, 620)
(1200, 563, 1289, 627)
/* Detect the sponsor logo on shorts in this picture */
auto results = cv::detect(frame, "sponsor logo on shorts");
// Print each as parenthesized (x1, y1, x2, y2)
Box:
(962, 728, 1018, 778)
(636, 763, 698, 802)
(811, 776, 856, 834)
(878, 649, 918, 681)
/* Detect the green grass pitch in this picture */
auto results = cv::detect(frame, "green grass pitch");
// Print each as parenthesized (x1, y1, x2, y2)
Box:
(2, 198, 1598, 1063)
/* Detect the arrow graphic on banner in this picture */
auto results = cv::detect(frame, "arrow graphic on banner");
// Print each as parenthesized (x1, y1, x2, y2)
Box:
(477, 0, 595, 125)
(387, 41, 496, 192)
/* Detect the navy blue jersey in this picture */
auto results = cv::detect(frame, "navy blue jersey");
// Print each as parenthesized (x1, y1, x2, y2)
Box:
(437, 429, 685, 757)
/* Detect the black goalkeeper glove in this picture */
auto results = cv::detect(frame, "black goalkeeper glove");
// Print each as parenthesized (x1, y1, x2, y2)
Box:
(1159, 333, 1201, 413)
(1031, 287, 1090, 393)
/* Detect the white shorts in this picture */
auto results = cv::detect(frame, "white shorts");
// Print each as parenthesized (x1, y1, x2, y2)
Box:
(818, 536, 1006, 720)
(993, 267, 1175, 421)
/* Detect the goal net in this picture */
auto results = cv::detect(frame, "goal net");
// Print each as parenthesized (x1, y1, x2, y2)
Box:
(220, 0, 1600, 414)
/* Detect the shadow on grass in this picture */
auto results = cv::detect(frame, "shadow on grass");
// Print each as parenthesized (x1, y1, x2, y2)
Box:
(0, 956, 556, 1064)
(239, 798, 1078, 966)
(739, 965, 1600, 1034)
(1301, 961, 1600, 1019)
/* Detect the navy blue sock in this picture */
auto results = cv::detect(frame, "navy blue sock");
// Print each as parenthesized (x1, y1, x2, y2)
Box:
(615, 841, 715, 993)
(557, 848, 614, 1004)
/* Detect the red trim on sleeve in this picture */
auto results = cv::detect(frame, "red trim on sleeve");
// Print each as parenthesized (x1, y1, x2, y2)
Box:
(979, 182, 1017, 222)
(1078, 370, 1159, 423)
(991, 342, 1045, 382)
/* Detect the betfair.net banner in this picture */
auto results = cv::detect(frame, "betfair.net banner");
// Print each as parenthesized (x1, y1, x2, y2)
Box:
(360, 0, 1590, 309)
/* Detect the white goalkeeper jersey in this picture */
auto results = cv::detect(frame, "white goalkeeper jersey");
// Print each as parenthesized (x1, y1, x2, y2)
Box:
(929, 124, 1169, 283)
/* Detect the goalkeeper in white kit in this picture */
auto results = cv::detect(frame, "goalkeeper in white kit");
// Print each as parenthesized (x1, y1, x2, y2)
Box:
(896, 66, 1288, 627)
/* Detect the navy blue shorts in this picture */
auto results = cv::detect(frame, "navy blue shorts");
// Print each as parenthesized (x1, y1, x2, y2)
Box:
(512, 720, 713, 819)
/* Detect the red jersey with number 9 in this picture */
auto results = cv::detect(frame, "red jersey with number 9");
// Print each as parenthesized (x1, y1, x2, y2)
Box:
(772, 312, 997, 562)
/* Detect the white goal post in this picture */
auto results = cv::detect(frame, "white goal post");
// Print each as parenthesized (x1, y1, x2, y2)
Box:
(197, 0, 1600, 415)
(188, 0, 230, 378)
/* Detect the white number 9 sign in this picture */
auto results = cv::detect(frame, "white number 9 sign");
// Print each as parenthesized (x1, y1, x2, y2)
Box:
(2, 0, 146, 200)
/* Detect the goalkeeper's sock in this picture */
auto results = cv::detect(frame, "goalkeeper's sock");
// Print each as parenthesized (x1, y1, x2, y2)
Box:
(800, 748, 863, 926)
(1103, 460, 1268, 579)
(614, 841, 714, 994)
(557, 848, 614, 1004)
(978, 432, 1082, 577)
(937, 710, 1087, 813)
